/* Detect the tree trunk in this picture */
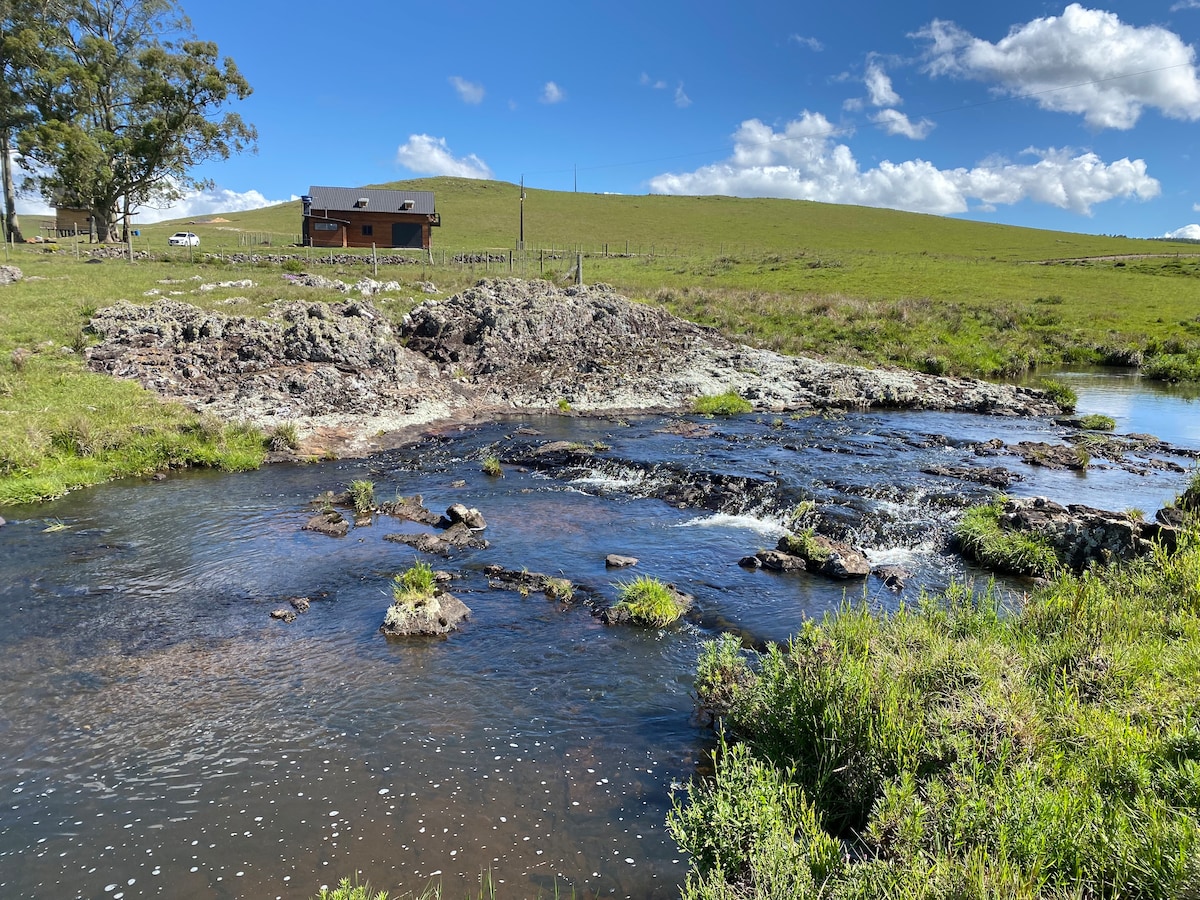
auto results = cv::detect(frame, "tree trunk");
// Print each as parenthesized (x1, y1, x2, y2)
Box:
(93, 207, 121, 244)
(1, 127, 24, 244)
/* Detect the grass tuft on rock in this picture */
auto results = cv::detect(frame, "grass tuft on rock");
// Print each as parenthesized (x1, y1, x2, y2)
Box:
(615, 575, 686, 626)
(348, 479, 375, 515)
(1078, 413, 1116, 431)
(692, 391, 753, 416)
(391, 560, 437, 605)
(955, 499, 1060, 577)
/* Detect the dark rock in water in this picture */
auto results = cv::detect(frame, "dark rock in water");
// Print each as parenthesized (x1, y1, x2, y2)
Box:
(303, 511, 349, 537)
(1013, 441, 1088, 470)
(737, 555, 762, 569)
(381, 592, 471, 636)
(1156, 506, 1186, 528)
(289, 596, 311, 613)
(605, 554, 638, 568)
(756, 549, 808, 572)
(922, 464, 1020, 487)
(873, 566, 911, 591)
(999, 497, 1179, 571)
(445, 502, 487, 530)
(483, 565, 574, 600)
(767, 534, 870, 579)
(383, 522, 488, 556)
(378, 494, 440, 525)
(270, 608, 297, 623)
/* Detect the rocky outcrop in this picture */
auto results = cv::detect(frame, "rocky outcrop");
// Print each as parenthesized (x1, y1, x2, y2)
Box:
(0, 265, 22, 285)
(383, 522, 489, 556)
(754, 534, 872, 579)
(84, 279, 1066, 458)
(399, 279, 1063, 417)
(999, 497, 1179, 571)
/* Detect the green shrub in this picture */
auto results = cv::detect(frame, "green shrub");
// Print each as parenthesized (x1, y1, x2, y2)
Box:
(392, 561, 436, 605)
(544, 577, 574, 601)
(314, 877, 389, 900)
(615, 575, 686, 626)
(692, 391, 753, 416)
(348, 479, 375, 515)
(556, 397, 572, 412)
(778, 529, 831, 564)
(481, 455, 503, 477)
(695, 634, 754, 719)
(267, 421, 300, 451)
(1038, 377, 1077, 412)
(955, 500, 1060, 577)
(1078, 413, 1116, 431)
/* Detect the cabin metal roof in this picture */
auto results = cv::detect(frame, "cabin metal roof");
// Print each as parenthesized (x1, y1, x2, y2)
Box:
(306, 185, 436, 215)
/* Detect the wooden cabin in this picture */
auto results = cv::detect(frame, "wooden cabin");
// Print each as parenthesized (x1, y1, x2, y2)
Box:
(302, 185, 441, 250)
(54, 206, 92, 237)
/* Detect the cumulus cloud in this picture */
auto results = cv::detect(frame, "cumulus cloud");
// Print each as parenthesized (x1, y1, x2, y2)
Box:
(871, 109, 936, 139)
(133, 187, 292, 223)
(915, 4, 1200, 129)
(790, 34, 823, 51)
(396, 134, 492, 179)
(448, 76, 484, 105)
(540, 81, 565, 104)
(647, 114, 1159, 216)
(1165, 224, 1200, 239)
(865, 59, 901, 107)
(675, 82, 692, 108)
(1171, 0, 1200, 10)
(640, 72, 667, 89)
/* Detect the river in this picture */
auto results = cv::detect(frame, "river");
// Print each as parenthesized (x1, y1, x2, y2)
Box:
(0, 374, 1195, 900)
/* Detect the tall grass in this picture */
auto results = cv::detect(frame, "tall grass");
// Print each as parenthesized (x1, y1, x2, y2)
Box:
(676, 523, 1200, 899)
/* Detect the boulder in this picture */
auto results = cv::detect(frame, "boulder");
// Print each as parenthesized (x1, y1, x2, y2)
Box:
(0, 265, 21, 285)
(445, 503, 487, 530)
(381, 592, 471, 636)
(605, 554, 639, 568)
(302, 511, 349, 537)
(383, 522, 488, 555)
(755, 549, 807, 572)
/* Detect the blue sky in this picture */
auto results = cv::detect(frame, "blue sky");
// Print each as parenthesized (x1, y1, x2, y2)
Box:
(17, 0, 1200, 239)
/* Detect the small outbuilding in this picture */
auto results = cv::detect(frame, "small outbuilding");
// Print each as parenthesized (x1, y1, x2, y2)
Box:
(302, 185, 441, 250)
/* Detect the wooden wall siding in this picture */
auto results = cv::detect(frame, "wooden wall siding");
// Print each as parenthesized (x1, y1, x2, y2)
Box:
(55, 208, 92, 234)
(306, 210, 433, 249)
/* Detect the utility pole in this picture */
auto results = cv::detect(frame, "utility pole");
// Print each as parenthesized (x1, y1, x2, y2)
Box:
(517, 175, 525, 250)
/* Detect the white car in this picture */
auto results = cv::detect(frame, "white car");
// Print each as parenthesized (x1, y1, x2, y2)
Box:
(168, 231, 199, 246)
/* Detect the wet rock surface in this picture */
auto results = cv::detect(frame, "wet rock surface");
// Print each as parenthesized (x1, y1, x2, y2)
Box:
(381, 591, 471, 637)
(85, 278, 1065, 460)
(999, 497, 1179, 570)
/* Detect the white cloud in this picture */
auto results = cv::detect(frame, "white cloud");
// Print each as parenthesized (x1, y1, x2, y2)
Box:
(864, 60, 901, 107)
(1194, 202, 1200, 211)
(640, 72, 667, 90)
(540, 81, 565, 104)
(396, 134, 492, 179)
(789, 34, 824, 51)
(675, 82, 692, 108)
(448, 76, 485, 105)
(871, 109, 936, 139)
(1165, 224, 1200, 239)
(133, 187, 291, 224)
(648, 114, 1159, 216)
(915, 4, 1200, 129)
(1171, 0, 1200, 10)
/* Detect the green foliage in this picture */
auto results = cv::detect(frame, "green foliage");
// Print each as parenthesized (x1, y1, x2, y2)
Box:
(267, 421, 300, 451)
(314, 877, 390, 900)
(481, 455, 503, 477)
(1078, 413, 1116, 431)
(392, 561, 436, 605)
(348, 479, 375, 515)
(674, 536, 1200, 897)
(615, 575, 685, 626)
(12, 0, 256, 242)
(695, 634, 754, 719)
(692, 391, 753, 416)
(955, 500, 1060, 577)
(1037, 377, 1077, 412)
(556, 397, 572, 412)
(778, 529, 831, 564)
(544, 577, 573, 601)
(1144, 351, 1200, 383)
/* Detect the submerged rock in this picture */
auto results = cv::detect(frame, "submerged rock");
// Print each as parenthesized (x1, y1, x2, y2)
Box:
(383, 522, 489, 555)
(303, 510, 349, 537)
(605, 554, 638, 568)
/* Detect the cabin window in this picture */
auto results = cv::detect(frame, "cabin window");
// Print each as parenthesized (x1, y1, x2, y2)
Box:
(361, 224, 373, 236)
(314, 222, 337, 232)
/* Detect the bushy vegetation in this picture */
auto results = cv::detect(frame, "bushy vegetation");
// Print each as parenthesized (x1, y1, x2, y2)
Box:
(614, 575, 687, 626)
(1077, 413, 1116, 431)
(348, 479, 375, 515)
(954, 500, 1060, 577)
(391, 561, 437, 605)
(693, 391, 753, 416)
(315, 878, 390, 900)
(778, 529, 831, 564)
(676, 525, 1200, 898)
(481, 455, 503, 477)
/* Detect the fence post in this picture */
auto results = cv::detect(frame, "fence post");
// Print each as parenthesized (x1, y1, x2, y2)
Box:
(372, 243, 377, 277)
(575, 252, 583, 286)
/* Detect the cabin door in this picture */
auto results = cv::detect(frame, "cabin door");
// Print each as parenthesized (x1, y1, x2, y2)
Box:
(391, 223, 423, 248)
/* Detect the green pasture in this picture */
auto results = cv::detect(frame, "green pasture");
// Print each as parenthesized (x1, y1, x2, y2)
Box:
(2, 177, 1199, 503)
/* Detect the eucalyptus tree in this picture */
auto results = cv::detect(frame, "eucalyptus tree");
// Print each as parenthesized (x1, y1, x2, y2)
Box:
(0, 0, 37, 243)
(14, 0, 255, 242)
